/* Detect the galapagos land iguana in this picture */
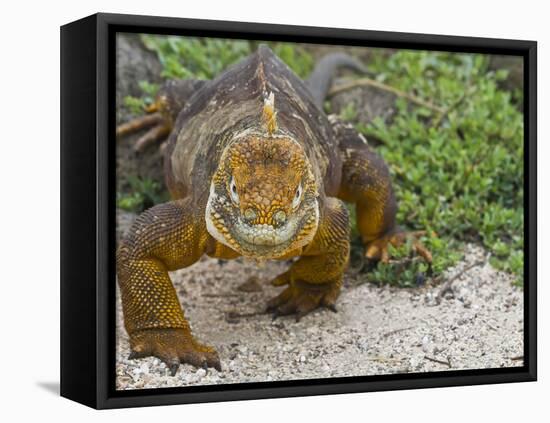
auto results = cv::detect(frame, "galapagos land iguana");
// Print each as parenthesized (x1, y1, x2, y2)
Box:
(116, 45, 431, 375)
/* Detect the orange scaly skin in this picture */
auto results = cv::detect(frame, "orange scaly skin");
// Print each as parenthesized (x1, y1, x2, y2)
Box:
(332, 117, 432, 263)
(116, 46, 430, 375)
(117, 199, 221, 373)
(266, 197, 350, 319)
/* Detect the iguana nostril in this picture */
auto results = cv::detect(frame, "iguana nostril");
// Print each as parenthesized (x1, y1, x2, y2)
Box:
(244, 207, 257, 221)
(273, 210, 287, 225)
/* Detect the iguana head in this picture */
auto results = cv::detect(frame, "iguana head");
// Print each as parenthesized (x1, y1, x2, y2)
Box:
(205, 94, 319, 259)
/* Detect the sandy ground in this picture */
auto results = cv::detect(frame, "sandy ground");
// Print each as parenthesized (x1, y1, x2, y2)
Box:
(115, 214, 524, 390)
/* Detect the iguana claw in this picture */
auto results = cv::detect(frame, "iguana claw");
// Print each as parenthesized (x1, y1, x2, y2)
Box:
(128, 328, 221, 376)
(365, 230, 432, 264)
(266, 278, 341, 322)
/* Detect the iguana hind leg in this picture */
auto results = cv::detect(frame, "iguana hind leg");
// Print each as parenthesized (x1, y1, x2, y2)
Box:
(117, 79, 206, 152)
(332, 117, 432, 264)
(267, 197, 350, 321)
(117, 198, 221, 375)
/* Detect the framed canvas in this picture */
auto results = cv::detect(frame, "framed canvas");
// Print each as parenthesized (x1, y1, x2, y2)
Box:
(60, 13, 537, 409)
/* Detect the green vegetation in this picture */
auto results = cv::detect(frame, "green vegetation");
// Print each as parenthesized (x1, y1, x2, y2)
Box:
(117, 176, 168, 213)
(140, 35, 314, 79)
(119, 37, 524, 286)
(352, 50, 524, 286)
(122, 37, 314, 115)
(141, 36, 252, 80)
(123, 81, 159, 114)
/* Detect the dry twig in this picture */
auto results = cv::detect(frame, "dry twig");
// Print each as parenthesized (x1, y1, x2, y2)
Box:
(203, 292, 241, 298)
(424, 355, 452, 368)
(382, 326, 414, 338)
(328, 77, 445, 114)
(224, 310, 265, 323)
(435, 254, 489, 305)
(367, 356, 406, 364)
(509, 355, 524, 361)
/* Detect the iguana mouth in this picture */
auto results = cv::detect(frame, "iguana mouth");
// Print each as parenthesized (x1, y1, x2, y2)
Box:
(205, 185, 319, 259)
(234, 220, 298, 246)
(232, 211, 318, 257)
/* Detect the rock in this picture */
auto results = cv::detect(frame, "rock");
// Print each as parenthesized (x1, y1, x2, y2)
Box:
(182, 373, 195, 384)
(329, 82, 397, 129)
(488, 55, 523, 93)
(116, 33, 162, 122)
(196, 368, 207, 379)
(115, 34, 167, 202)
(409, 356, 421, 369)
(357, 340, 369, 352)
(421, 335, 431, 353)
(116, 209, 137, 242)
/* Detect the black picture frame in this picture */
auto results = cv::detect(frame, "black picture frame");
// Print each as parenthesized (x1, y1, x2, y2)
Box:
(60, 12, 537, 409)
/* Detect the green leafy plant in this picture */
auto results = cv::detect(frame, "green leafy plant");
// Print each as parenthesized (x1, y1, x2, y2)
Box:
(141, 36, 251, 80)
(123, 81, 160, 115)
(269, 43, 314, 78)
(344, 50, 524, 285)
(117, 176, 168, 213)
(140, 35, 314, 81)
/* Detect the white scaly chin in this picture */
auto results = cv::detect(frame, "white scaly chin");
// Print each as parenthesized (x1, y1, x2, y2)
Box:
(205, 182, 232, 249)
(205, 181, 320, 257)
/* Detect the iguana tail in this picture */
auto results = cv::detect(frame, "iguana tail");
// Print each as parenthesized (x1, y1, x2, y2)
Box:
(306, 53, 371, 108)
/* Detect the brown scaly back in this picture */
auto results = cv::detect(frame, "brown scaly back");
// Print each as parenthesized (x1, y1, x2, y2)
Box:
(166, 45, 342, 203)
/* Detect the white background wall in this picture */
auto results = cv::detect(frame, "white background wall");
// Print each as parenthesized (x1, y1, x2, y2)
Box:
(1, 0, 546, 421)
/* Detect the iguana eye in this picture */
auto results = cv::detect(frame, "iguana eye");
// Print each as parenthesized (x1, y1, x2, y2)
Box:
(292, 183, 303, 209)
(229, 176, 240, 204)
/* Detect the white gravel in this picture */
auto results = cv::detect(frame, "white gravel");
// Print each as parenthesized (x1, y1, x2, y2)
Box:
(115, 238, 524, 390)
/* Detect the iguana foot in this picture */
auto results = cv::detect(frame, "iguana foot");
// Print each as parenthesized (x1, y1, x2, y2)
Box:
(266, 275, 341, 322)
(116, 101, 171, 152)
(365, 229, 432, 264)
(128, 328, 221, 376)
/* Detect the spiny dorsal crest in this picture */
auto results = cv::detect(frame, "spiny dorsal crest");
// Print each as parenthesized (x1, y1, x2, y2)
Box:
(262, 92, 278, 135)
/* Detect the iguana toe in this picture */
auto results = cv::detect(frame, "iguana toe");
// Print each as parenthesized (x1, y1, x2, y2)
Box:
(365, 230, 432, 264)
(128, 328, 221, 375)
(266, 278, 341, 322)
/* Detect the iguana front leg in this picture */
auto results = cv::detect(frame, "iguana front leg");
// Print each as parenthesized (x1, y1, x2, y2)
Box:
(116, 198, 221, 375)
(267, 197, 350, 320)
(332, 117, 432, 264)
